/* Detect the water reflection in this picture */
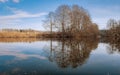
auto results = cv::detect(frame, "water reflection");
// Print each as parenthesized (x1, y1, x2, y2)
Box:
(0, 38, 49, 75)
(104, 37, 120, 54)
(1, 38, 120, 75)
(48, 38, 99, 68)
(0, 38, 51, 43)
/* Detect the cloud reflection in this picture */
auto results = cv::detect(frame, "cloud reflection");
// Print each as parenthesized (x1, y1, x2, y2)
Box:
(0, 49, 47, 60)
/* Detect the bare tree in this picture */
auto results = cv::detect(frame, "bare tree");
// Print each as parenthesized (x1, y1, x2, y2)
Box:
(55, 5, 71, 37)
(107, 19, 120, 37)
(43, 12, 55, 37)
(43, 4, 99, 38)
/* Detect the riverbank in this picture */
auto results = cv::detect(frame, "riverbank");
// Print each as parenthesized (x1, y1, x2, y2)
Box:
(0, 29, 44, 38)
(0, 29, 99, 38)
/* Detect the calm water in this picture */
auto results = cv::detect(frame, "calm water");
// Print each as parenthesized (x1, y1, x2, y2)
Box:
(0, 38, 120, 75)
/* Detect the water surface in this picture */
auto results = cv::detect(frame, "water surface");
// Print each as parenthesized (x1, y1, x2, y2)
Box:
(0, 38, 120, 75)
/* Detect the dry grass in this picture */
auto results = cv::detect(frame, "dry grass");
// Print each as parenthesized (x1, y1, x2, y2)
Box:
(0, 31, 41, 38)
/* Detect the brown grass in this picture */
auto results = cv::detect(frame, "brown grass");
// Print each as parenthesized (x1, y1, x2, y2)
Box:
(0, 31, 42, 38)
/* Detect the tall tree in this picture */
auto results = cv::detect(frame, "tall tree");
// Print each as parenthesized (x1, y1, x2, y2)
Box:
(55, 5, 71, 35)
(107, 19, 120, 37)
(43, 12, 55, 37)
(43, 4, 99, 38)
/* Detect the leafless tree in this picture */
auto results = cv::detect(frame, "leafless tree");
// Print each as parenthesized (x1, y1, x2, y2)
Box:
(107, 19, 120, 37)
(43, 4, 99, 38)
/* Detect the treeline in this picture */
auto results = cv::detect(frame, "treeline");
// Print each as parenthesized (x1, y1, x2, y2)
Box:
(43, 5, 99, 38)
(107, 19, 120, 37)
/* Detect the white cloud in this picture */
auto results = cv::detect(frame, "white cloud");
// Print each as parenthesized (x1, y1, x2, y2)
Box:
(0, 11, 47, 19)
(12, 0, 20, 3)
(0, 0, 8, 3)
(0, 7, 47, 25)
(0, 0, 21, 3)
(0, 49, 47, 60)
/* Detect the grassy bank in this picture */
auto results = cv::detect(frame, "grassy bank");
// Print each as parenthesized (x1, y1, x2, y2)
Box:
(0, 29, 44, 38)
(0, 31, 40, 38)
(0, 29, 99, 38)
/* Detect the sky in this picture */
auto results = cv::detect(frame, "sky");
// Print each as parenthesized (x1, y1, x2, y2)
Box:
(0, 0, 120, 30)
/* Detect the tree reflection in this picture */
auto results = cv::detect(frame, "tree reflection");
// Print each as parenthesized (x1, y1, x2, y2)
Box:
(48, 38, 99, 68)
(105, 37, 120, 54)
(0, 38, 52, 43)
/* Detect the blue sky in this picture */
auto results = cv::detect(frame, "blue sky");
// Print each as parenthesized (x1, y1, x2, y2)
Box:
(0, 0, 120, 30)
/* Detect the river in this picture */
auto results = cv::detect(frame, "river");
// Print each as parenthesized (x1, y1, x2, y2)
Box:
(0, 38, 120, 75)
